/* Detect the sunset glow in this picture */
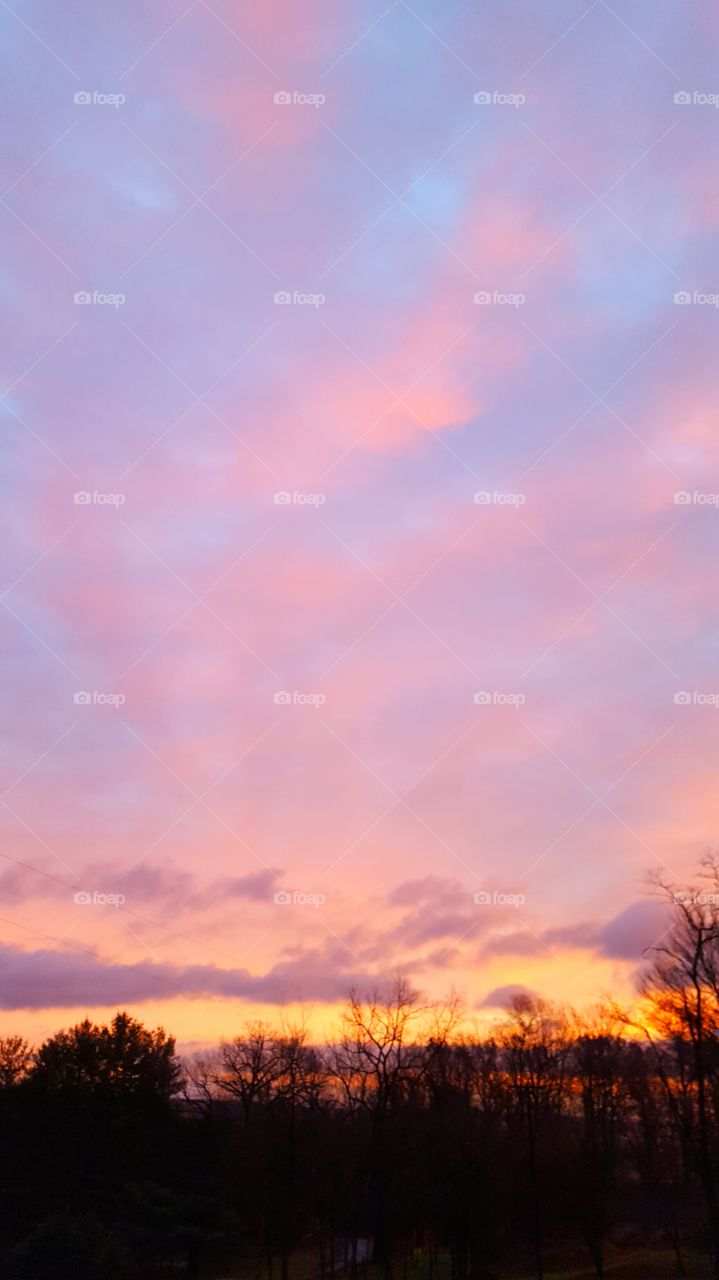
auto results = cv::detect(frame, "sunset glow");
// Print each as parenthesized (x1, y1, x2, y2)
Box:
(2, 0, 718, 1050)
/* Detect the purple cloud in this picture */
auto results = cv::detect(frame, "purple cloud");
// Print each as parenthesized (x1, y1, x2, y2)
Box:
(478, 983, 537, 1010)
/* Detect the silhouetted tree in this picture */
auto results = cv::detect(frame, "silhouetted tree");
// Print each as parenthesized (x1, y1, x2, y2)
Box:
(636, 860, 719, 1276)
(3, 870, 719, 1280)
(32, 1010, 181, 1099)
(0, 1035, 32, 1088)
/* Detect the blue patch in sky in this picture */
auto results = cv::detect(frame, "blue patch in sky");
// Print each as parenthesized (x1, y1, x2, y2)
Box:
(109, 173, 177, 212)
(402, 174, 462, 232)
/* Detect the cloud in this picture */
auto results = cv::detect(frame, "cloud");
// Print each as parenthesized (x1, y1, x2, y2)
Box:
(198, 868, 282, 907)
(478, 983, 537, 1010)
(598, 899, 670, 961)
(387, 875, 467, 910)
(0, 937, 374, 1012)
(480, 904, 671, 968)
(0, 860, 283, 914)
(384, 875, 478, 949)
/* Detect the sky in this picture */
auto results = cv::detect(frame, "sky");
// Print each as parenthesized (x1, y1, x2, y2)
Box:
(1, 0, 718, 1049)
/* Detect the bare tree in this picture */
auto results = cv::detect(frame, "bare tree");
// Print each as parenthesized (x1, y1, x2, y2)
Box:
(636, 860, 719, 1277)
(329, 976, 455, 1269)
(498, 996, 570, 1280)
(215, 1023, 289, 1127)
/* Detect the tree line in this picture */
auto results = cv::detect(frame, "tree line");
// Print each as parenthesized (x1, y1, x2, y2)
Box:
(2, 864, 719, 1279)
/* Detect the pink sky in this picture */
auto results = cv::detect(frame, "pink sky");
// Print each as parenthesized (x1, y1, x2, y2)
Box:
(1, 0, 718, 1046)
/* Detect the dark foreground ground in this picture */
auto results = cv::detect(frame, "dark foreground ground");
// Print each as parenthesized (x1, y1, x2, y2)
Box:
(190, 1243, 713, 1280)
